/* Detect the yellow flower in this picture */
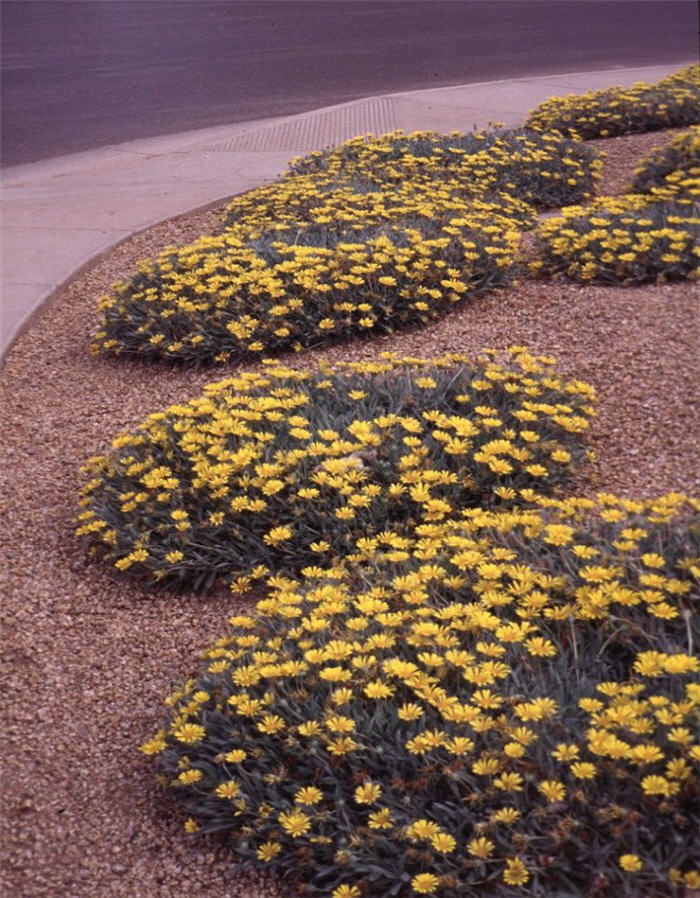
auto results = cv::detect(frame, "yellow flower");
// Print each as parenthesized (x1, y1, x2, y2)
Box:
(184, 817, 200, 833)
(278, 810, 312, 837)
(297, 720, 322, 737)
(641, 775, 679, 797)
(295, 786, 323, 805)
(332, 886, 361, 898)
(619, 854, 642, 872)
(641, 553, 665, 567)
(368, 806, 393, 830)
(139, 733, 167, 755)
(172, 723, 206, 745)
(525, 636, 557, 658)
(552, 743, 580, 762)
(431, 832, 456, 853)
(224, 749, 247, 763)
(398, 702, 424, 721)
(411, 872, 440, 894)
(165, 549, 184, 563)
(490, 806, 520, 824)
(494, 772, 524, 791)
(544, 524, 575, 545)
(263, 525, 293, 545)
(354, 781, 382, 804)
(257, 714, 285, 735)
(468, 836, 495, 858)
(685, 871, 700, 889)
(539, 779, 566, 802)
(214, 779, 240, 798)
(503, 857, 529, 886)
(407, 819, 442, 841)
(256, 841, 282, 862)
(364, 679, 395, 699)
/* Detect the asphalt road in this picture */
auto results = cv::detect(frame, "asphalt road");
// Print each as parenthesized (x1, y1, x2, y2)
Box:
(1, 0, 698, 166)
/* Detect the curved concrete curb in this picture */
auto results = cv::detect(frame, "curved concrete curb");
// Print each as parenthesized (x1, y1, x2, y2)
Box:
(0, 61, 692, 362)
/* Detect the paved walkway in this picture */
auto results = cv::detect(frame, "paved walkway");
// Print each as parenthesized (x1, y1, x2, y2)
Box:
(0, 62, 690, 359)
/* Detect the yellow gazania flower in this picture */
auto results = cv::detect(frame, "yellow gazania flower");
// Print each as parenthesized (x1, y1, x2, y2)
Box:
(368, 806, 393, 830)
(278, 810, 312, 837)
(172, 723, 206, 745)
(214, 779, 240, 798)
(619, 854, 643, 872)
(490, 806, 520, 824)
(539, 779, 566, 802)
(468, 836, 495, 858)
(256, 841, 281, 862)
(406, 819, 442, 841)
(295, 786, 323, 805)
(641, 775, 679, 797)
(332, 885, 361, 898)
(411, 872, 440, 894)
(503, 857, 529, 886)
(552, 743, 580, 762)
(354, 781, 382, 804)
(431, 832, 456, 853)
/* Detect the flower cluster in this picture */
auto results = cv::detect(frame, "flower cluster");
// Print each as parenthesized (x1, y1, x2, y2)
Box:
(91, 210, 524, 364)
(631, 126, 700, 199)
(525, 65, 700, 139)
(285, 128, 599, 210)
(77, 350, 596, 591)
(530, 195, 699, 285)
(221, 165, 536, 235)
(141, 493, 699, 898)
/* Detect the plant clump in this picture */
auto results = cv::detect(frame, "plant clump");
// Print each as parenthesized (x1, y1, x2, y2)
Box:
(525, 65, 700, 140)
(77, 350, 596, 592)
(91, 209, 525, 364)
(285, 128, 600, 211)
(530, 196, 700, 285)
(221, 170, 536, 236)
(631, 126, 700, 199)
(141, 493, 700, 898)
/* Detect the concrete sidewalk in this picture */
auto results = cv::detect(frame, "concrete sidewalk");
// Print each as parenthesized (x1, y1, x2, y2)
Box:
(0, 62, 690, 359)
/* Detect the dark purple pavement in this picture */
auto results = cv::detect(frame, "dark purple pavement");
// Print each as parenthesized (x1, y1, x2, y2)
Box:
(1, 0, 698, 167)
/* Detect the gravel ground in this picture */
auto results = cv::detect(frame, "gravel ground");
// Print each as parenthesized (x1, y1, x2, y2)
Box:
(1, 129, 698, 898)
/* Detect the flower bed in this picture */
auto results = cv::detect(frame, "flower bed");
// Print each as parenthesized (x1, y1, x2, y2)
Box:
(77, 350, 596, 592)
(525, 65, 700, 140)
(631, 126, 700, 199)
(530, 197, 700, 285)
(91, 127, 599, 363)
(141, 493, 700, 898)
(221, 170, 536, 236)
(284, 128, 599, 210)
(91, 208, 526, 364)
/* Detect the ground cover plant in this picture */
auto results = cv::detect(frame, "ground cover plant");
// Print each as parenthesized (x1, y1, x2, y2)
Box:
(525, 65, 700, 140)
(141, 493, 700, 898)
(284, 128, 599, 210)
(77, 350, 596, 592)
(91, 127, 600, 363)
(631, 126, 700, 199)
(91, 207, 525, 364)
(530, 196, 700, 285)
(221, 169, 537, 236)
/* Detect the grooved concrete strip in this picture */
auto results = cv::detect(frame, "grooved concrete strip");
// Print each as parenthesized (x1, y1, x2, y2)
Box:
(0, 62, 692, 360)
(200, 97, 398, 153)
